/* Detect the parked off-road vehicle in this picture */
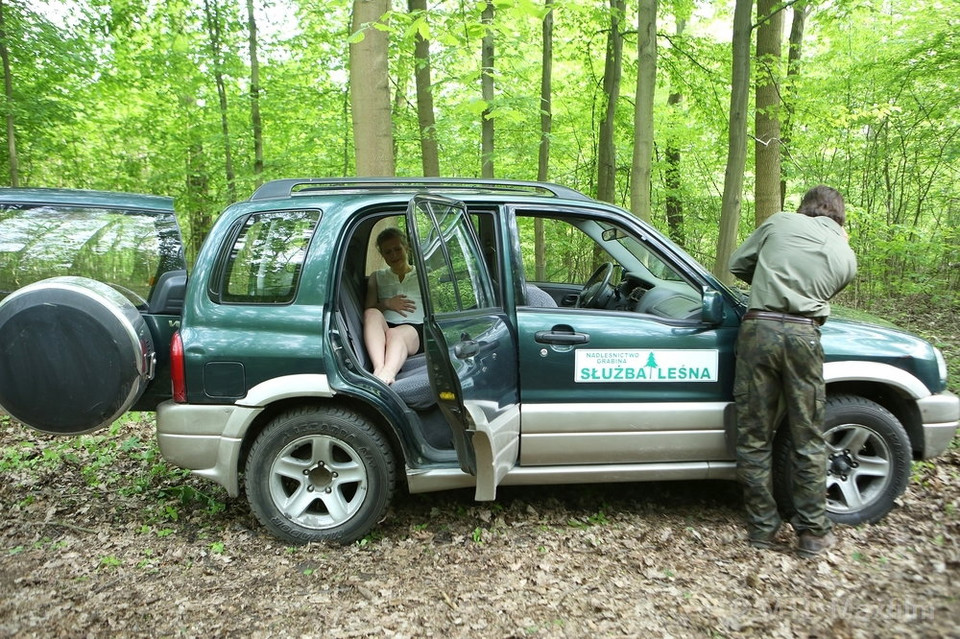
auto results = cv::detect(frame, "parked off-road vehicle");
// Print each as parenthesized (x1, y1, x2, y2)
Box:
(1, 180, 957, 544)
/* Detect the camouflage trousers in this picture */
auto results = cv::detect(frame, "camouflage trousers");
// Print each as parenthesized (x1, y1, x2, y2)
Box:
(733, 317, 831, 539)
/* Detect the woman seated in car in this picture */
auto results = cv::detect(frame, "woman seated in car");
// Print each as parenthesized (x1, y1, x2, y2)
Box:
(363, 227, 424, 385)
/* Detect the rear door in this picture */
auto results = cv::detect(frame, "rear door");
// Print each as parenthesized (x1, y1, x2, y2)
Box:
(406, 195, 519, 500)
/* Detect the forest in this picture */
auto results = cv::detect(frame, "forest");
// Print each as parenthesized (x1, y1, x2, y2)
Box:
(1, 0, 957, 301)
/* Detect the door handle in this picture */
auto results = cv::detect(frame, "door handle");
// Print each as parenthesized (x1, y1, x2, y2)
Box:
(454, 339, 480, 359)
(535, 329, 589, 345)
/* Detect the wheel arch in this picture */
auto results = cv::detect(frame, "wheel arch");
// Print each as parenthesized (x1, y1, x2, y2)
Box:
(234, 395, 410, 492)
(825, 380, 923, 459)
(824, 361, 932, 458)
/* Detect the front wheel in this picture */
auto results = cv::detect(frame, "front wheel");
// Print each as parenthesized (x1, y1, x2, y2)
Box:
(245, 406, 396, 544)
(774, 395, 912, 526)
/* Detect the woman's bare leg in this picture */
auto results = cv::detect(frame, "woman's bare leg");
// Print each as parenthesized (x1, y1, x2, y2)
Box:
(378, 324, 420, 384)
(363, 308, 389, 374)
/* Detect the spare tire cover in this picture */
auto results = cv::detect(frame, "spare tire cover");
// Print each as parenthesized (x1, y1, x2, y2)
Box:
(0, 276, 155, 435)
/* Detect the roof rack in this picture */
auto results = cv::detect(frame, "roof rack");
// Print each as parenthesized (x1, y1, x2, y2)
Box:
(249, 178, 592, 202)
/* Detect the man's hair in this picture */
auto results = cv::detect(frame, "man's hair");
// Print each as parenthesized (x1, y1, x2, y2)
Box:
(797, 185, 845, 226)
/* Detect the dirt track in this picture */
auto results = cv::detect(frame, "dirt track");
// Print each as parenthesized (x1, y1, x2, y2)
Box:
(1, 414, 957, 638)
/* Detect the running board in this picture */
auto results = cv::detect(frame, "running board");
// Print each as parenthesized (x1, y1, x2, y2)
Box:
(405, 461, 737, 495)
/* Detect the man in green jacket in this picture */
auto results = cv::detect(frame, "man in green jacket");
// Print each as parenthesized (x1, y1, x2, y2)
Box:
(730, 185, 858, 558)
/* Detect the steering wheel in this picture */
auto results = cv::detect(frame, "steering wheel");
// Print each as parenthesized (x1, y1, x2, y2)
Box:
(578, 262, 616, 308)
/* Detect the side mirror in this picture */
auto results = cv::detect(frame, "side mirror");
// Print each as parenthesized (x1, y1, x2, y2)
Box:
(701, 288, 724, 325)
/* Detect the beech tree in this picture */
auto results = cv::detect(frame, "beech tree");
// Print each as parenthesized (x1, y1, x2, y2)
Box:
(713, 0, 753, 285)
(409, 0, 440, 177)
(754, 0, 783, 224)
(630, 0, 657, 222)
(1, 0, 955, 302)
(535, 0, 554, 281)
(597, 0, 625, 204)
(246, 0, 264, 185)
(781, 2, 808, 205)
(0, 0, 16, 187)
(663, 17, 687, 246)
(480, 0, 495, 178)
(350, 0, 395, 176)
(201, 0, 237, 203)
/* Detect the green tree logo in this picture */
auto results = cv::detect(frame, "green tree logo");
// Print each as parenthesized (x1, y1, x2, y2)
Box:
(645, 352, 658, 377)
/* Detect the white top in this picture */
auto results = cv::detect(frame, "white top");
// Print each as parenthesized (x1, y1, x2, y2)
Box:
(374, 266, 424, 324)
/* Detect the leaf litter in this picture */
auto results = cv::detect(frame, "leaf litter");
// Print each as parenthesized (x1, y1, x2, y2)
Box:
(1, 303, 958, 638)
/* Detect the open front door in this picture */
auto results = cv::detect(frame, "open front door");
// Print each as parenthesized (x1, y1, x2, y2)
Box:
(406, 195, 519, 500)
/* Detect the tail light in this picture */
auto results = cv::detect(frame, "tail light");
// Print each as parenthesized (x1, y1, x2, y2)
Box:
(171, 331, 186, 403)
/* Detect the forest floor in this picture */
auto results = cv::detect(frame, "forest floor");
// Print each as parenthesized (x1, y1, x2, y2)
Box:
(1, 298, 958, 638)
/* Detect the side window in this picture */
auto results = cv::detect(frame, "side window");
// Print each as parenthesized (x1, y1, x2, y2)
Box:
(516, 215, 616, 285)
(0, 204, 184, 306)
(515, 211, 703, 319)
(217, 209, 320, 304)
(414, 198, 494, 314)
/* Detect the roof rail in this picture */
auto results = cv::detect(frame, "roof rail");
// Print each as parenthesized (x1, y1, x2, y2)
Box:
(249, 178, 592, 202)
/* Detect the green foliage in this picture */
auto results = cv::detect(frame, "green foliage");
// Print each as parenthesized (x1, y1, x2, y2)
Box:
(568, 508, 610, 529)
(0, 0, 955, 301)
(0, 413, 225, 535)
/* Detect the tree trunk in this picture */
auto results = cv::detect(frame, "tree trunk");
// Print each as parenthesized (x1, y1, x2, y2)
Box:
(597, 0, 625, 204)
(754, 0, 783, 225)
(185, 140, 211, 262)
(350, 0, 395, 176)
(713, 0, 753, 285)
(409, 0, 440, 177)
(781, 2, 808, 206)
(535, 0, 554, 281)
(537, 0, 553, 184)
(246, 0, 264, 186)
(630, 0, 656, 222)
(181, 93, 213, 262)
(664, 18, 687, 246)
(480, 1, 495, 178)
(0, 0, 17, 187)
(202, 0, 237, 203)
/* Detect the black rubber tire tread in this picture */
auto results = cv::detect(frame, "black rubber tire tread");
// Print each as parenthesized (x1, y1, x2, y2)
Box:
(773, 394, 912, 526)
(245, 405, 396, 545)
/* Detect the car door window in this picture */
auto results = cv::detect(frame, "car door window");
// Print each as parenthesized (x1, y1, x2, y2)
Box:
(516, 212, 702, 319)
(414, 199, 493, 313)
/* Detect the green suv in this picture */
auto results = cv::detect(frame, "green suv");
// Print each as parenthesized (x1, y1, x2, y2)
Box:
(1, 180, 957, 544)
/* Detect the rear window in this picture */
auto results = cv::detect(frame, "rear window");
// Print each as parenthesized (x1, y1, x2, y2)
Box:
(0, 203, 185, 307)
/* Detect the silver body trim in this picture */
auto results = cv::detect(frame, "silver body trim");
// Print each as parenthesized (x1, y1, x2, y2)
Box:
(406, 461, 738, 495)
(155, 368, 957, 503)
(824, 361, 929, 397)
(519, 402, 731, 466)
(916, 391, 960, 458)
(156, 375, 336, 497)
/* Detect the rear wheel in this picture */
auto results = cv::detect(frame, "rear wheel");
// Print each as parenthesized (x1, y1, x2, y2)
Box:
(774, 395, 912, 525)
(245, 406, 395, 544)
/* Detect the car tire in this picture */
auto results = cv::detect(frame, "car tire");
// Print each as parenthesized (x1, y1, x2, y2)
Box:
(245, 405, 396, 545)
(773, 394, 912, 526)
